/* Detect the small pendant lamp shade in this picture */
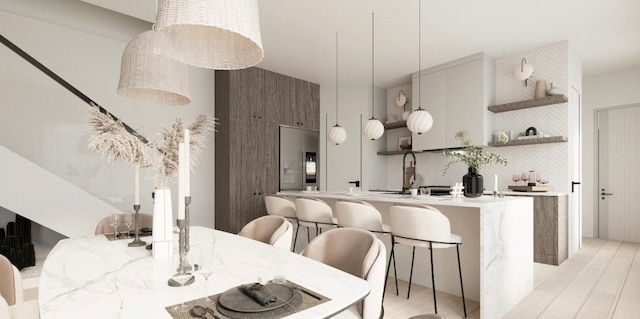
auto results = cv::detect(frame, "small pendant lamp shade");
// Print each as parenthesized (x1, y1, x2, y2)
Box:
(117, 30, 191, 106)
(407, 108, 433, 135)
(155, 0, 264, 69)
(363, 119, 384, 140)
(328, 125, 347, 145)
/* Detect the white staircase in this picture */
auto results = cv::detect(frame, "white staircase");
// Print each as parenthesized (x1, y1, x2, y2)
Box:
(1, 145, 119, 238)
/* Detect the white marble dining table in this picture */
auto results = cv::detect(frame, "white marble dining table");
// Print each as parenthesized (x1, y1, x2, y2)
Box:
(38, 226, 370, 319)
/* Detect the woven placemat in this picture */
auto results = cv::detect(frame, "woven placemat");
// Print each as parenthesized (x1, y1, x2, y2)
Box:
(165, 281, 330, 319)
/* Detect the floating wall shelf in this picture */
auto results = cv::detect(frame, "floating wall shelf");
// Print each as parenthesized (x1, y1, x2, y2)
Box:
(488, 136, 568, 147)
(383, 121, 407, 130)
(488, 95, 568, 113)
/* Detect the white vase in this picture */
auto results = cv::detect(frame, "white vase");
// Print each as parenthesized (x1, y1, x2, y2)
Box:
(547, 82, 561, 96)
(152, 187, 174, 259)
(534, 80, 547, 99)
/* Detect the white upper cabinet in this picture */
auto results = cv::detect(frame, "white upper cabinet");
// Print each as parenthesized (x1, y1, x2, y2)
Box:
(411, 53, 495, 150)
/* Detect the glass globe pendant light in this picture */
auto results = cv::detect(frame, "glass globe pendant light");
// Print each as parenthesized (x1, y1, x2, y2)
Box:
(328, 32, 347, 145)
(406, 0, 433, 135)
(363, 12, 384, 141)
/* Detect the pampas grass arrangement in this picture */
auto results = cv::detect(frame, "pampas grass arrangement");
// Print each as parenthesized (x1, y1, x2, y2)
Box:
(87, 106, 217, 186)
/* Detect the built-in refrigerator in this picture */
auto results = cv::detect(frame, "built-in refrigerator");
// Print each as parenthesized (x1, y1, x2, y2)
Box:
(279, 126, 319, 191)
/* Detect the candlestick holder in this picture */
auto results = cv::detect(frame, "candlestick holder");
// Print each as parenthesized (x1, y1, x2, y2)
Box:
(168, 218, 195, 287)
(168, 196, 196, 287)
(128, 205, 146, 247)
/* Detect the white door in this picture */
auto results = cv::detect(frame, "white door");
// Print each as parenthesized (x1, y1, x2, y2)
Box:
(597, 104, 640, 241)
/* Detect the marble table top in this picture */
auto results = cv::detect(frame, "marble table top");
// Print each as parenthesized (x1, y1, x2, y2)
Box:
(38, 227, 369, 319)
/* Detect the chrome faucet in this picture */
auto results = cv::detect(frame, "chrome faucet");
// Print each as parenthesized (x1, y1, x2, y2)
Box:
(402, 151, 416, 194)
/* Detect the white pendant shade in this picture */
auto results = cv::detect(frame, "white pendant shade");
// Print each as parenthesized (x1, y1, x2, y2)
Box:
(363, 119, 384, 140)
(513, 59, 534, 81)
(117, 30, 191, 106)
(407, 108, 433, 135)
(155, 0, 264, 69)
(328, 125, 347, 145)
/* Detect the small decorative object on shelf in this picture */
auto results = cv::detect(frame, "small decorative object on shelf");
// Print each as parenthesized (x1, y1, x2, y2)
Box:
(534, 80, 547, 99)
(398, 136, 412, 150)
(547, 82, 562, 96)
(495, 131, 509, 144)
(443, 130, 508, 197)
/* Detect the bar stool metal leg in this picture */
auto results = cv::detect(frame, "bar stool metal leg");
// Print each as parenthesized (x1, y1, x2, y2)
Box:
(292, 223, 300, 252)
(457, 244, 467, 317)
(429, 242, 437, 314)
(407, 246, 416, 299)
(383, 241, 400, 298)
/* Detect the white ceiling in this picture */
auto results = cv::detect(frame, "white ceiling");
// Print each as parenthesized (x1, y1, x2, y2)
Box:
(81, 0, 640, 89)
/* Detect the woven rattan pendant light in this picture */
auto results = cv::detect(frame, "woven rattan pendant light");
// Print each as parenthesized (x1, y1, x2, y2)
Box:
(363, 12, 384, 140)
(117, 30, 191, 105)
(155, 0, 264, 69)
(406, 0, 434, 135)
(328, 32, 347, 145)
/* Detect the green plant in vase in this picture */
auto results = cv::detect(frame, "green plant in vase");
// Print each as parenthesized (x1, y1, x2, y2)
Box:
(443, 130, 507, 197)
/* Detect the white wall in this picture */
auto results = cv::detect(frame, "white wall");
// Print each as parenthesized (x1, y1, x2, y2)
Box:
(320, 84, 386, 192)
(582, 67, 640, 238)
(0, 0, 216, 244)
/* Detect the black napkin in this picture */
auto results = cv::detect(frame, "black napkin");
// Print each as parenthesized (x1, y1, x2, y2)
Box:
(239, 283, 278, 306)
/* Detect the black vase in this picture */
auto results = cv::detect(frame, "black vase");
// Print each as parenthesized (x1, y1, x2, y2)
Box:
(463, 167, 484, 198)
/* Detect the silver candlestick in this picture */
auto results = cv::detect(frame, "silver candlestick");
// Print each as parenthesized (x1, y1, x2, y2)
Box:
(128, 205, 146, 247)
(168, 196, 196, 287)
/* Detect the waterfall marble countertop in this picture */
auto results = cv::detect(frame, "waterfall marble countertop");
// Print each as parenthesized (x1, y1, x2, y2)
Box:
(38, 227, 369, 319)
(280, 191, 534, 318)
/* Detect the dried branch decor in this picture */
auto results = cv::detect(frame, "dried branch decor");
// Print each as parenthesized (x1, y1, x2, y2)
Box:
(87, 106, 217, 185)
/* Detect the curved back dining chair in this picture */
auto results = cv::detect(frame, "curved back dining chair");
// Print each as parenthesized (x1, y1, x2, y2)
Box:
(265, 195, 298, 251)
(94, 213, 153, 235)
(0, 255, 39, 319)
(302, 228, 386, 319)
(294, 197, 336, 245)
(238, 215, 293, 251)
(390, 204, 467, 317)
(335, 199, 398, 296)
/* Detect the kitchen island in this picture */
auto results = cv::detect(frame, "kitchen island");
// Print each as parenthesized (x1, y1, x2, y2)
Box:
(279, 191, 534, 318)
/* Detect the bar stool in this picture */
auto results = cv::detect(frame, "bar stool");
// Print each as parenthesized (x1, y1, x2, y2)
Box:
(389, 204, 467, 317)
(264, 195, 298, 251)
(294, 197, 336, 245)
(334, 199, 398, 296)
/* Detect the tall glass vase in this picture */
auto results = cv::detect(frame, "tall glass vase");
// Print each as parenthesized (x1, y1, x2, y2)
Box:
(463, 167, 484, 198)
(152, 186, 174, 259)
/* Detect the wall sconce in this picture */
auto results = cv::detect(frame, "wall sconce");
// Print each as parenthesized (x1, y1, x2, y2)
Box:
(513, 58, 534, 86)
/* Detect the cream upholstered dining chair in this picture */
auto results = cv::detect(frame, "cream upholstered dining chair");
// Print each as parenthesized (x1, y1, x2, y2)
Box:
(294, 197, 337, 244)
(0, 255, 39, 319)
(238, 215, 293, 250)
(334, 199, 398, 296)
(390, 204, 467, 317)
(264, 195, 298, 251)
(302, 228, 386, 319)
(94, 213, 153, 235)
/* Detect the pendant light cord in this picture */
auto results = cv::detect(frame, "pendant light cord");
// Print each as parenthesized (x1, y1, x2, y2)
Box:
(371, 12, 375, 120)
(335, 32, 339, 126)
(417, 0, 422, 111)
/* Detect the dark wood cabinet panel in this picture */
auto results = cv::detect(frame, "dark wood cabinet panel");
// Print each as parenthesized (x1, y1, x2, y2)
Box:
(215, 67, 318, 233)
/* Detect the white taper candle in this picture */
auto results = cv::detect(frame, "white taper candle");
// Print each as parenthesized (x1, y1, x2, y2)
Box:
(134, 166, 140, 205)
(178, 142, 185, 220)
(184, 129, 190, 197)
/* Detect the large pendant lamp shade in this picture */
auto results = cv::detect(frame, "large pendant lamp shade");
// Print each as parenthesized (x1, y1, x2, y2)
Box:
(117, 30, 191, 106)
(155, 0, 264, 69)
(328, 32, 347, 145)
(363, 12, 384, 141)
(407, 0, 433, 135)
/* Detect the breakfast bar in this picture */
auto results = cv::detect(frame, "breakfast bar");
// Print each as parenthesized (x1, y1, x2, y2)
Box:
(279, 191, 534, 318)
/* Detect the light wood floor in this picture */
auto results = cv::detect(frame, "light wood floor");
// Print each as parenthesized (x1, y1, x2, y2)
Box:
(383, 238, 640, 318)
